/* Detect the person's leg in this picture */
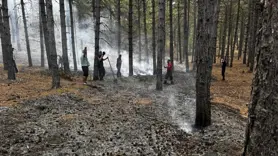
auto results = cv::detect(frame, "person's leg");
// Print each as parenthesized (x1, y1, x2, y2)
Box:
(170, 72, 173, 84)
(84, 66, 89, 84)
(164, 72, 169, 84)
(223, 68, 226, 80)
(221, 68, 224, 80)
(100, 67, 104, 80)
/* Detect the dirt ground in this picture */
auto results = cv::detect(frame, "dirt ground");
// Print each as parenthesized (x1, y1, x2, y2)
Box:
(0, 61, 249, 155)
(211, 59, 252, 116)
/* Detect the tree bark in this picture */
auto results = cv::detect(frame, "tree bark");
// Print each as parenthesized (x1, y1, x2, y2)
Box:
(40, 0, 51, 69)
(192, 0, 197, 69)
(178, 0, 182, 64)
(128, 0, 133, 76)
(69, 0, 77, 71)
(169, 0, 174, 69)
(143, 0, 149, 64)
(247, 0, 253, 67)
(21, 0, 32, 67)
(195, 0, 216, 128)
(243, 0, 251, 65)
(249, 0, 259, 72)
(2, 0, 16, 80)
(152, 0, 156, 75)
(243, 2, 278, 155)
(212, 0, 219, 64)
(0, 6, 8, 70)
(46, 0, 60, 88)
(225, 1, 233, 66)
(137, 0, 142, 62)
(117, 0, 121, 55)
(184, 0, 189, 72)
(92, 0, 95, 18)
(230, 0, 240, 67)
(93, 0, 100, 80)
(59, 0, 70, 74)
(156, 0, 165, 91)
(39, 3, 45, 67)
(238, 10, 245, 60)
(221, 5, 228, 60)
(218, 22, 223, 59)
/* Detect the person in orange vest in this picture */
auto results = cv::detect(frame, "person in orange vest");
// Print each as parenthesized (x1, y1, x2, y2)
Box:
(164, 59, 173, 84)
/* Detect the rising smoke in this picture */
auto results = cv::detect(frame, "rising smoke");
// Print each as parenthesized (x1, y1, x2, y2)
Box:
(1, 0, 156, 76)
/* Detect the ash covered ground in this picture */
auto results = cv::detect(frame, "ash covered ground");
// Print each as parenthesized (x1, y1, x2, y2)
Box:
(0, 70, 246, 156)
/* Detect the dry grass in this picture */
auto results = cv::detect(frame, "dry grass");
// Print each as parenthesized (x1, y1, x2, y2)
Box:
(211, 59, 253, 116)
(0, 66, 86, 107)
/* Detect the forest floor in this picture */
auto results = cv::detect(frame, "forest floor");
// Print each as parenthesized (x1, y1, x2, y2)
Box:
(0, 59, 249, 155)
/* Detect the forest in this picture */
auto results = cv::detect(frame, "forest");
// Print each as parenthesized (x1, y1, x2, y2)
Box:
(0, 0, 277, 155)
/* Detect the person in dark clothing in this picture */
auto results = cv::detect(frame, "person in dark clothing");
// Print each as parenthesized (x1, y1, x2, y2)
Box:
(98, 51, 108, 80)
(164, 59, 173, 84)
(116, 54, 122, 78)
(221, 56, 227, 80)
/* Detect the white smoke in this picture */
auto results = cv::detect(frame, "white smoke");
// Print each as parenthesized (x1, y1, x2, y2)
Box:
(1, 0, 154, 76)
(168, 94, 195, 133)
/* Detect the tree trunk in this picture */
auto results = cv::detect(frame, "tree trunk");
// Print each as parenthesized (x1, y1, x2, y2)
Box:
(243, 0, 250, 65)
(69, 0, 77, 71)
(247, 0, 253, 67)
(93, 0, 100, 80)
(195, 0, 216, 128)
(137, 0, 142, 62)
(39, 3, 45, 67)
(0, 6, 8, 70)
(46, 0, 60, 88)
(238, 10, 245, 60)
(192, 0, 197, 68)
(225, 1, 233, 66)
(152, 0, 156, 75)
(230, 0, 240, 67)
(218, 22, 223, 59)
(178, 0, 182, 64)
(40, 0, 51, 69)
(92, 0, 95, 18)
(20, 0, 32, 67)
(187, 0, 190, 55)
(212, 0, 219, 64)
(156, 0, 164, 91)
(143, 0, 149, 64)
(2, 0, 16, 80)
(243, 2, 278, 155)
(128, 0, 133, 76)
(183, 0, 189, 72)
(13, 0, 21, 51)
(117, 0, 121, 55)
(221, 5, 228, 60)
(59, 0, 70, 74)
(162, 0, 166, 62)
(249, 0, 259, 72)
(169, 0, 174, 69)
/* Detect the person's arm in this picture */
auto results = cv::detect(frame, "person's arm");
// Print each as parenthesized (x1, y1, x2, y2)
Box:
(103, 57, 108, 61)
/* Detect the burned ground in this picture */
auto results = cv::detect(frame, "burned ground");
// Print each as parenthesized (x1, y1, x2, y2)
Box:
(0, 68, 246, 156)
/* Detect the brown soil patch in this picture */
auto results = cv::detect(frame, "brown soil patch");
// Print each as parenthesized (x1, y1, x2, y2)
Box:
(211, 59, 253, 116)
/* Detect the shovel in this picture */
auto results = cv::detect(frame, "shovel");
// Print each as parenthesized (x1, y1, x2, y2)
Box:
(107, 58, 117, 83)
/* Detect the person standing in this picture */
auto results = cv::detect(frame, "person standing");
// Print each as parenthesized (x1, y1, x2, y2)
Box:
(98, 51, 108, 80)
(81, 47, 90, 84)
(164, 59, 173, 84)
(116, 54, 122, 77)
(221, 56, 227, 80)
